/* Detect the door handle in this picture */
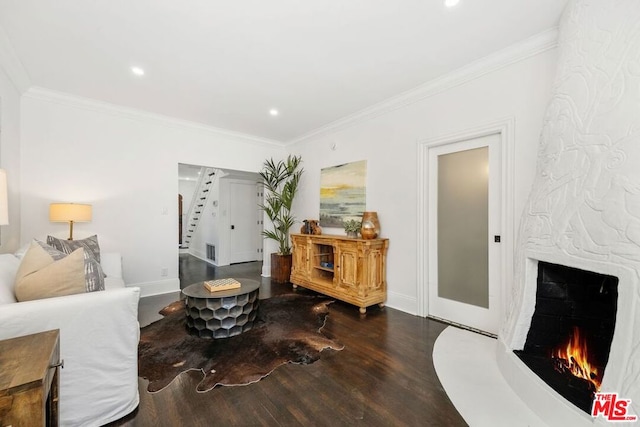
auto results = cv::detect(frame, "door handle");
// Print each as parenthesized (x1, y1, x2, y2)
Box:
(494, 235, 501, 243)
(231, 225, 235, 230)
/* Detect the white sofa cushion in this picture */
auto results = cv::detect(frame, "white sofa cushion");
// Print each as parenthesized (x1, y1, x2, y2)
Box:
(0, 254, 20, 304)
(101, 252, 123, 279)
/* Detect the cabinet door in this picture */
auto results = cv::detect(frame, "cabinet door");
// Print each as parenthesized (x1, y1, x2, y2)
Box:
(291, 237, 310, 280)
(364, 246, 386, 292)
(336, 244, 359, 295)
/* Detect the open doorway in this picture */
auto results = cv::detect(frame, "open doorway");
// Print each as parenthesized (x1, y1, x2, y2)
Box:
(178, 163, 263, 267)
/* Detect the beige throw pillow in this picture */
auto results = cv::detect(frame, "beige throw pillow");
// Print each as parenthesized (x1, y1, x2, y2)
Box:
(14, 241, 87, 302)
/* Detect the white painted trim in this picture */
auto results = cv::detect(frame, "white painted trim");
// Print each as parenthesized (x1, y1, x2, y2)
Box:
(386, 291, 418, 316)
(0, 25, 31, 92)
(128, 278, 180, 298)
(189, 249, 221, 267)
(261, 265, 271, 278)
(417, 118, 515, 323)
(23, 86, 286, 148)
(288, 28, 557, 146)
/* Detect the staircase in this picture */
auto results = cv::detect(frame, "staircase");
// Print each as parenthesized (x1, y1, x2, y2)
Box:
(182, 167, 217, 249)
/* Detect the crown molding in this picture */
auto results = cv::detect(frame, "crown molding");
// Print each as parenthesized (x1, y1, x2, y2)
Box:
(0, 24, 31, 93)
(287, 27, 559, 146)
(23, 87, 286, 148)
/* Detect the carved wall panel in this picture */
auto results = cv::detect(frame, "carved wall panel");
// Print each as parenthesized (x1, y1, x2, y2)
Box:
(500, 0, 640, 419)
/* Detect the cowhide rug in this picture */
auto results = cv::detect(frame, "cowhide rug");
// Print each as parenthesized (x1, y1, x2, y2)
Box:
(138, 293, 343, 393)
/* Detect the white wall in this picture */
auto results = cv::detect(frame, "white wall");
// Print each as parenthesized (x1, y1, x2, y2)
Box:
(19, 89, 285, 296)
(288, 46, 559, 314)
(0, 66, 21, 252)
(5, 32, 560, 310)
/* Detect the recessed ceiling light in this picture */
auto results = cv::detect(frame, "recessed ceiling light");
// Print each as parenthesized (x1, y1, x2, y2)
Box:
(269, 109, 279, 116)
(445, 0, 460, 7)
(131, 66, 145, 76)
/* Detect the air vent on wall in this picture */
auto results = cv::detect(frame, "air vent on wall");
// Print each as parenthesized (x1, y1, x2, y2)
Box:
(206, 243, 215, 262)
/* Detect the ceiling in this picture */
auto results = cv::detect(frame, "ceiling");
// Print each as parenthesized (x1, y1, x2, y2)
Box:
(0, 0, 569, 143)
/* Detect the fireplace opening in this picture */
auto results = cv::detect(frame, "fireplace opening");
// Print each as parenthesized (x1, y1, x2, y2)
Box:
(514, 261, 618, 414)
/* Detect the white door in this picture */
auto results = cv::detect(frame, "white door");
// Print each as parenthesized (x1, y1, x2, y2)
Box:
(229, 181, 259, 264)
(428, 133, 502, 335)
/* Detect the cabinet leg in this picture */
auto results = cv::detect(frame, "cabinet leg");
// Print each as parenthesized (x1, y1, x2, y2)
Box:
(359, 307, 367, 315)
(378, 303, 385, 309)
(292, 284, 298, 289)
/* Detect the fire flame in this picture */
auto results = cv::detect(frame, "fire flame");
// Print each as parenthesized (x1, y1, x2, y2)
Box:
(551, 326, 601, 391)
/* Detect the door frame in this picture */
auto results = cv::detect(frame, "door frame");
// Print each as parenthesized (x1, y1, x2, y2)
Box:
(416, 118, 515, 323)
(226, 178, 261, 265)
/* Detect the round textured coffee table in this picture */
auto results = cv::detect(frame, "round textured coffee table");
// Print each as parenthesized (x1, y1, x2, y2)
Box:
(182, 279, 260, 339)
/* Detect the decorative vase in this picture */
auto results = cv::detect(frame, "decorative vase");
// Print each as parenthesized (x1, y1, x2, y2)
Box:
(346, 231, 358, 238)
(360, 211, 380, 239)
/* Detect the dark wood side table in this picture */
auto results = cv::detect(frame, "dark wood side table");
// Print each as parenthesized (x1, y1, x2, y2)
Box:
(0, 329, 61, 426)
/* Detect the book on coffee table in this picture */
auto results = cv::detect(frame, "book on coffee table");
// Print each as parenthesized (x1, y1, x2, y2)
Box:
(203, 278, 241, 292)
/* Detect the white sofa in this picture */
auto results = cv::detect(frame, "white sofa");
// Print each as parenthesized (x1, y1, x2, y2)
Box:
(0, 252, 140, 427)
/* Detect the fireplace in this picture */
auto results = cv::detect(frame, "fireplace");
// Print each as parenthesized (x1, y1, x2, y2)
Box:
(495, 0, 640, 424)
(514, 261, 618, 413)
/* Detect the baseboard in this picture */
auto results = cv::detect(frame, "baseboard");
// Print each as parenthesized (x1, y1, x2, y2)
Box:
(385, 291, 418, 315)
(188, 251, 221, 267)
(127, 278, 180, 298)
(261, 264, 271, 277)
(189, 248, 207, 261)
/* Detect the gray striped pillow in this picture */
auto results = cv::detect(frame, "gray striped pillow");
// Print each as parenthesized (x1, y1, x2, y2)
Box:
(47, 234, 101, 263)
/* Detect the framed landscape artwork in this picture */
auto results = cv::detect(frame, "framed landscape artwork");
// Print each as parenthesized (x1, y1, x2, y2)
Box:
(319, 160, 367, 227)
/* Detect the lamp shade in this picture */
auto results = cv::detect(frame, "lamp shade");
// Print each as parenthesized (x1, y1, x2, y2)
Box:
(49, 203, 92, 222)
(0, 170, 8, 225)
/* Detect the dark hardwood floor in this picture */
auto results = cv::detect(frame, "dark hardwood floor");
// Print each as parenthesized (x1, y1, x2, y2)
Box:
(109, 254, 466, 426)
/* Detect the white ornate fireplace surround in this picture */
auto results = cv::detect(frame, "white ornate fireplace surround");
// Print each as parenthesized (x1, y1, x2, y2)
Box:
(497, 0, 640, 425)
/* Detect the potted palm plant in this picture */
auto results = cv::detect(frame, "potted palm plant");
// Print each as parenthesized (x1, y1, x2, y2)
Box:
(259, 155, 303, 283)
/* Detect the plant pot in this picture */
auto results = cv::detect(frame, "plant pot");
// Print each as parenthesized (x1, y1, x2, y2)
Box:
(271, 253, 292, 284)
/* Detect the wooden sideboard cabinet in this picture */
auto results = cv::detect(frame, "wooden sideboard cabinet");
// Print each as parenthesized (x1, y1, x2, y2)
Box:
(290, 233, 388, 314)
